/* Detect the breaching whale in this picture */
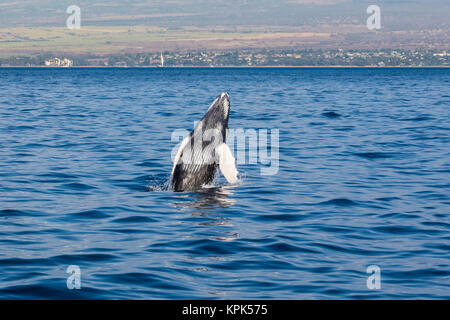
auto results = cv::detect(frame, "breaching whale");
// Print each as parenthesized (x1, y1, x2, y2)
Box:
(170, 93, 238, 192)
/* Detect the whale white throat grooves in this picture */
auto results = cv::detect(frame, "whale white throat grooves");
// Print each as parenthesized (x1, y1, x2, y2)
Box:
(170, 92, 238, 192)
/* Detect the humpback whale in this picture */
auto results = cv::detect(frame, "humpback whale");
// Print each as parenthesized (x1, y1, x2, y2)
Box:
(170, 93, 238, 192)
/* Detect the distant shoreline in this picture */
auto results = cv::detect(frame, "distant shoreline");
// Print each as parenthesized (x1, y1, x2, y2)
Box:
(1, 65, 449, 68)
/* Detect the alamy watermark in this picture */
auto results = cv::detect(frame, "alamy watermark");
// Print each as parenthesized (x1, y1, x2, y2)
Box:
(366, 265, 381, 290)
(367, 5, 381, 30)
(66, 265, 81, 289)
(66, 5, 81, 30)
(171, 125, 279, 176)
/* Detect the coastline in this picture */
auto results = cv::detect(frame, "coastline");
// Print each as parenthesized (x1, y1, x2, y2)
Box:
(0, 65, 449, 68)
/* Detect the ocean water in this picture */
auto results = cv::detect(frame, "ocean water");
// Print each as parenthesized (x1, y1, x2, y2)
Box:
(0, 67, 449, 299)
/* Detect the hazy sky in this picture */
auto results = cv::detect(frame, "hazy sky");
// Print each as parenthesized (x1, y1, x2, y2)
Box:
(0, 0, 448, 29)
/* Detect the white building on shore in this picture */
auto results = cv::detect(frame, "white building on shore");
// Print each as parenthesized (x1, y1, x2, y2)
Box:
(45, 57, 73, 67)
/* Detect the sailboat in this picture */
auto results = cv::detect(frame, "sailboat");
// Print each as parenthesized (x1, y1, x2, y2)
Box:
(160, 53, 164, 67)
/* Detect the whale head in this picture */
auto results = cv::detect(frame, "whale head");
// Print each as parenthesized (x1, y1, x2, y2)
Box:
(200, 92, 230, 140)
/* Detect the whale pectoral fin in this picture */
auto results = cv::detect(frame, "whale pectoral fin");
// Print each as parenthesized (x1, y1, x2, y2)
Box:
(216, 143, 238, 184)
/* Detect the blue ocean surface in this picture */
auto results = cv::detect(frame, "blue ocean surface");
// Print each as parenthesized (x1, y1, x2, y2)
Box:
(0, 67, 449, 299)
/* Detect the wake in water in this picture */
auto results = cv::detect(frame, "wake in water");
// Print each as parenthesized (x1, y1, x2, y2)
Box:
(146, 172, 241, 210)
(146, 173, 171, 191)
(172, 185, 237, 209)
(146, 172, 245, 193)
